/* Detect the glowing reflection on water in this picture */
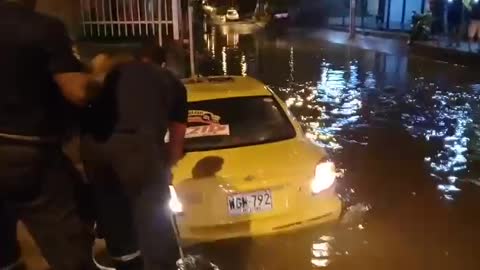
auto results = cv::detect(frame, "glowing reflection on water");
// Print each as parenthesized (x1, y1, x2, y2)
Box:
(311, 236, 334, 268)
(402, 80, 480, 201)
(290, 62, 363, 151)
(221, 46, 227, 75)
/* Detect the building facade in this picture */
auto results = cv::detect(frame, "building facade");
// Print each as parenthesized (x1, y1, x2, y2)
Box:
(327, 0, 428, 31)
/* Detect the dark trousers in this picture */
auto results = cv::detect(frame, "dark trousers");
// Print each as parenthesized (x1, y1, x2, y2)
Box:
(0, 203, 20, 268)
(81, 133, 180, 270)
(448, 21, 462, 45)
(0, 140, 95, 270)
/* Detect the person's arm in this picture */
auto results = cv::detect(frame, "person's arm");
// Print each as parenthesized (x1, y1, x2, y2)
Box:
(168, 122, 187, 166)
(54, 73, 101, 107)
(167, 74, 188, 167)
(44, 19, 100, 107)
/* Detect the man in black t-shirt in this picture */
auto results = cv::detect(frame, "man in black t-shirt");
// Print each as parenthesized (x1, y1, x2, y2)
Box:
(81, 46, 187, 270)
(430, 0, 445, 35)
(0, 1, 98, 269)
(447, 0, 464, 47)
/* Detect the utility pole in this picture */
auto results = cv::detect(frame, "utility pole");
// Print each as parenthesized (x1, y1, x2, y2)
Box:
(349, 0, 357, 39)
(188, 0, 196, 77)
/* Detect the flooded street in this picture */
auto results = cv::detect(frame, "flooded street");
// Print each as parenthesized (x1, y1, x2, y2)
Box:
(17, 25, 480, 270)
(186, 25, 480, 270)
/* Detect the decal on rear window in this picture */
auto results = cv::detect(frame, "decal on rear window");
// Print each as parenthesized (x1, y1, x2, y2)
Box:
(185, 124, 230, 138)
(188, 110, 221, 125)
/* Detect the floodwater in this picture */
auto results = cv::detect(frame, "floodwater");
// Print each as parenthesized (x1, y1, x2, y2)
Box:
(18, 24, 480, 270)
(186, 24, 480, 270)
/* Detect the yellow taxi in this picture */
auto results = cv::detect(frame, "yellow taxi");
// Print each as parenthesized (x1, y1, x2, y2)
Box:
(172, 76, 342, 243)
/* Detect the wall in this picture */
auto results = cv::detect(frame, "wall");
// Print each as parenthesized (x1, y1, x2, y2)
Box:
(367, 0, 379, 15)
(388, 0, 425, 29)
(404, 0, 423, 24)
(36, 0, 82, 38)
(389, 0, 404, 26)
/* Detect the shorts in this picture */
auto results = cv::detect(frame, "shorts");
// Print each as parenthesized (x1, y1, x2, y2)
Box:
(469, 20, 480, 40)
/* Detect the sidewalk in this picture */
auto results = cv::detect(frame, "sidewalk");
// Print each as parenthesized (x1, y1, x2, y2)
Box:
(290, 28, 409, 55)
(328, 25, 410, 40)
(297, 27, 480, 67)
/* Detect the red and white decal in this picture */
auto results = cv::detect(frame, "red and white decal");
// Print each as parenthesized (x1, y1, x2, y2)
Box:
(185, 124, 230, 139)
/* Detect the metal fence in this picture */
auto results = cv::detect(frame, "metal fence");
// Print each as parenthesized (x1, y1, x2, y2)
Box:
(80, 0, 181, 44)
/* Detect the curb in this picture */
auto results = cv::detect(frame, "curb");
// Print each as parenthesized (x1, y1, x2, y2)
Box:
(328, 26, 410, 40)
(409, 42, 480, 66)
(325, 27, 480, 67)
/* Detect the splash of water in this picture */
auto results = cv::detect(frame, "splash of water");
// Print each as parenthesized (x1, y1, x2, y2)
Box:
(177, 255, 220, 270)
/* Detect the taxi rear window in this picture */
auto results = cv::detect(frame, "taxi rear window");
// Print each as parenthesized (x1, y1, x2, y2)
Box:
(185, 96, 296, 152)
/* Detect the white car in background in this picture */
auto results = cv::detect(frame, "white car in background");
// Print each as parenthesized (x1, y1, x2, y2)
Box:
(226, 8, 240, 21)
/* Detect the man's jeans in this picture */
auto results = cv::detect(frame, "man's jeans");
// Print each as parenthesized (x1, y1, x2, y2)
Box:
(0, 139, 95, 270)
(82, 133, 180, 270)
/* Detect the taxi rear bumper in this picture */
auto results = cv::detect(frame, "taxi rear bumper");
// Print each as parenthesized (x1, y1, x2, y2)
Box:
(177, 194, 342, 245)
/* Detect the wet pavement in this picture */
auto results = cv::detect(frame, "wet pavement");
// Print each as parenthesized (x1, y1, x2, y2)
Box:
(293, 28, 409, 55)
(186, 25, 480, 269)
(20, 25, 480, 269)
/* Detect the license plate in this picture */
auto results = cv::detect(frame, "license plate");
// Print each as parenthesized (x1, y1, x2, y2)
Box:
(227, 190, 273, 215)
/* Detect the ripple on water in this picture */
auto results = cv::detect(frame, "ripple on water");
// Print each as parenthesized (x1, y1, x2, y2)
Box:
(274, 62, 365, 152)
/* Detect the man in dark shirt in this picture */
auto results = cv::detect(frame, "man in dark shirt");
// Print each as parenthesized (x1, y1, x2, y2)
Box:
(81, 46, 187, 270)
(430, 0, 445, 36)
(0, 1, 98, 269)
(447, 0, 464, 47)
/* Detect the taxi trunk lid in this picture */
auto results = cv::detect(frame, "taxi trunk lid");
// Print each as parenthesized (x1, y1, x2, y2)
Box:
(173, 138, 326, 226)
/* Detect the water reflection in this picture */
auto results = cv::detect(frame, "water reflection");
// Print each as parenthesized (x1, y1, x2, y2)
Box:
(240, 53, 247, 77)
(226, 32, 239, 48)
(209, 26, 248, 76)
(279, 60, 364, 151)
(311, 237, 332, 268)
(221, 46, 227, 75)
(402, 81, 479, 201)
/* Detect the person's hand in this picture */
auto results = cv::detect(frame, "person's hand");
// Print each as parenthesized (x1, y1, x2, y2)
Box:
(90, 53, 113, 83)
(91, 53, 135, 83)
